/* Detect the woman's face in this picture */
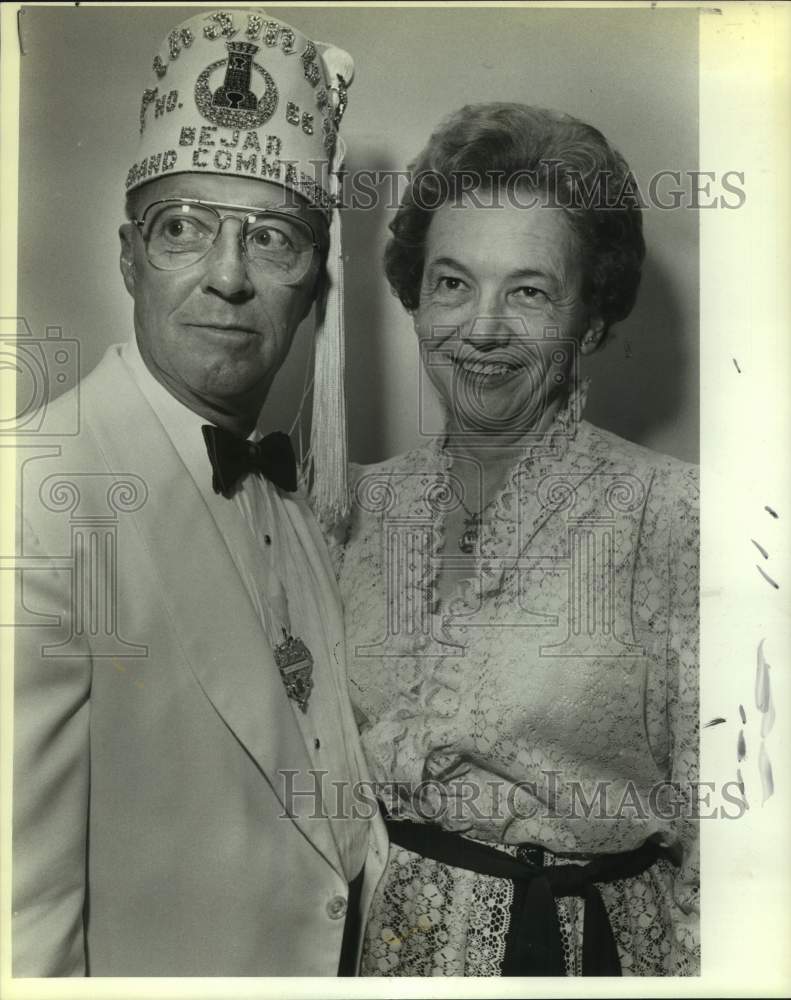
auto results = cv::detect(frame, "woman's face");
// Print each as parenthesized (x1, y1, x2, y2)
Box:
(413, 195, 603, 441)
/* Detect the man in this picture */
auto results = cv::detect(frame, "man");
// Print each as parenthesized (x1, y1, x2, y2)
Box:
(13, 8, 386, 977)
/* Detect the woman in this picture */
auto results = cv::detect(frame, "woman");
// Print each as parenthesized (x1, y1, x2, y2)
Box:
(333, 104, 699, 976)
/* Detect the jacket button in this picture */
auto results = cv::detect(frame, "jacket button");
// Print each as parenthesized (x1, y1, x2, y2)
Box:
(326, 895, 347, 920)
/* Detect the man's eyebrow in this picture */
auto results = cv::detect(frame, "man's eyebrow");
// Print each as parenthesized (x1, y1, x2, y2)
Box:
(159, 194, 305, 212)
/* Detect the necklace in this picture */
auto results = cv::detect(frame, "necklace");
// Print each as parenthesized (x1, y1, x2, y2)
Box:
(458, 504, 480, 554)
(456, 494, 499, 554)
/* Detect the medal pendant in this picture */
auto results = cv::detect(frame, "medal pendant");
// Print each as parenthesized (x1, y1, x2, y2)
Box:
(274, 631, 314, 712)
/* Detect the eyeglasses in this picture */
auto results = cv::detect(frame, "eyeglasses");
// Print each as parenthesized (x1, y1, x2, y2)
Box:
(133, 198, 320, 285)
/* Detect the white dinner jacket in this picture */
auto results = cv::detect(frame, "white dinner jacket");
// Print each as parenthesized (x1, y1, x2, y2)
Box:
(13, 344, 387, 977)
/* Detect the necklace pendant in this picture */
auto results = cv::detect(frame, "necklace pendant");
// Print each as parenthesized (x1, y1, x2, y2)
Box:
(274, 630, 314, 712)
(458, 518, 479, 555)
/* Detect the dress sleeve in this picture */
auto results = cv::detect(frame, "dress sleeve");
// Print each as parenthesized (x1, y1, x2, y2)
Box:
(664, 465, 701, 975)
(13, 514, 91, 976)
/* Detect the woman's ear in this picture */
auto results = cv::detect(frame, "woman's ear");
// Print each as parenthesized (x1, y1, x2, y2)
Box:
(118, 224, 137, 297)
(580, 315, 606, 356)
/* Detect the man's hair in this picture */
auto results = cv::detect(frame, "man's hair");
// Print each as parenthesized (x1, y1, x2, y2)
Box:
(384, 103, 646, 335)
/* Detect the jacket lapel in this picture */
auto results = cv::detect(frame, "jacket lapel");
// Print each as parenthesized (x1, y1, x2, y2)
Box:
(82, 347, 343, 875)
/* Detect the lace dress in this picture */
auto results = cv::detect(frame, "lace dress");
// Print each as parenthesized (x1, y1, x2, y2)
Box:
(330, 399, 699, 977)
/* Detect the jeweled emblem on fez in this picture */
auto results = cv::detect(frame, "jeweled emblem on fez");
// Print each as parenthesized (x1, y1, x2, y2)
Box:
(274, 629, 314, 713)
(195, 41, 278, 128)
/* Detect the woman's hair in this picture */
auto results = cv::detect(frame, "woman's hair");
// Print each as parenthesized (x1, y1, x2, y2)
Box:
(384, 103, 646, 333)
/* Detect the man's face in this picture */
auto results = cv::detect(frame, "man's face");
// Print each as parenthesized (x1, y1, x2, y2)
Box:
(414, 196, 603, 440)
(119, 174, 324, 420)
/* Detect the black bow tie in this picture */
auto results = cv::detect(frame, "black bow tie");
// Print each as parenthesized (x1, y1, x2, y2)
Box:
(202, 425, 298, 498)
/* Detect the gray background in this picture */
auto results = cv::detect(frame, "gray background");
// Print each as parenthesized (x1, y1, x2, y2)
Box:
(18, 4, 699, 463)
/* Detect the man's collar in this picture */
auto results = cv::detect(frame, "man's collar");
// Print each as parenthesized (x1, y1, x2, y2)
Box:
(121, 334, 262, 442)
(122, 335, 205, 431)
(121, 335, 230, 486)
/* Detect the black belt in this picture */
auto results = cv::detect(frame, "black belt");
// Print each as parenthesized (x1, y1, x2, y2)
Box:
(384, 814, 664, 976)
